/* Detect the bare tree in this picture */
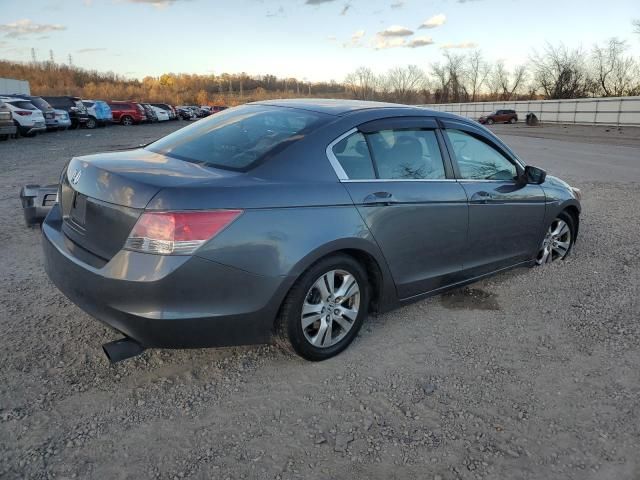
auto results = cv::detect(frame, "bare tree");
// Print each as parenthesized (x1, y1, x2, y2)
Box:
(385, 65, 425, 103)
(592, 38, 638, 97)
(465, 50, 489, 102)
(344, 67, 378, 100)
(633, 19, 640, 34)
(444, 51, 468, 103)
(530, 43, 590, 99)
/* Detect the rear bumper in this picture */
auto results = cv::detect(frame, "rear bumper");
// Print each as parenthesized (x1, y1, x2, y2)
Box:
(0, 124, 17, 135)
(42, 204, 287, 349)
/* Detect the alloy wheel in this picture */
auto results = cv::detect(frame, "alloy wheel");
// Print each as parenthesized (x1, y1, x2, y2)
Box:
(536, 218, 572, 265)
(301, 269, 360, 348)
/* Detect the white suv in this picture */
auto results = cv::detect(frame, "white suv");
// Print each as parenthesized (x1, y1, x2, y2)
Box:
(0, 97, 47, 137)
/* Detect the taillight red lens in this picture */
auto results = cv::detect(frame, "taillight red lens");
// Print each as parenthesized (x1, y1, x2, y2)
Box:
(16, 110, 33, 116)
(125, 210, 243, 255)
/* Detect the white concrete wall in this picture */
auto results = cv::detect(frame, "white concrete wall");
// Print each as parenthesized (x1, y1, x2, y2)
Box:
(420, 96, 640, 126)
(0, 78, 31, 96)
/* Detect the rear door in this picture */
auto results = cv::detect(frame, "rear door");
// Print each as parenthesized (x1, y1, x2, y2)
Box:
(330, 117, 468, 298)
(440, 119, 546, 276)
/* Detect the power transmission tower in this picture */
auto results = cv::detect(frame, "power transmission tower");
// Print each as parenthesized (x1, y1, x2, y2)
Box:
(49, 50, 55, 63)
(68, 54, 73, 67)
(31, 48, 37, 63)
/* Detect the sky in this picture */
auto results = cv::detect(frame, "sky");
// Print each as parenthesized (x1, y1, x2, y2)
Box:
(0, 0, 639, 82)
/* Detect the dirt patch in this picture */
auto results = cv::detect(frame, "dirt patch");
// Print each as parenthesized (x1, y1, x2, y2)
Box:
(441, 287, 500, 311)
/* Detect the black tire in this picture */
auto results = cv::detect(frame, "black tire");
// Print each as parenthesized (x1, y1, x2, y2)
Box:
(509, 117, 516, 124)
(121, 115, 134, 126)
(68, 122, 78, 130)
(276, 254, 369, 361)
(86, 116, 97, 129)
(486, 118, 494, 125)
(0, 134, 8, 141)
(536, 211, 576, 265)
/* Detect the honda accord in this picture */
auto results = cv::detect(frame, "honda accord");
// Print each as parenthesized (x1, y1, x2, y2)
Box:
(42, 99, 582, 363)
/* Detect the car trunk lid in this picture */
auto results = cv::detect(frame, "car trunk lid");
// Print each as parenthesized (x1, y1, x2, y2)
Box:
(60, 149, 238, 261)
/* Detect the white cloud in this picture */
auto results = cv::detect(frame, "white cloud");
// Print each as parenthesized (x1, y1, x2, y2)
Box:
(344, 29, 365, 47)
(0, 19, 66, 38)
(407, 36, 434, 48)
(390, 1, 404, 9)
(124, 0, 189, 8)
(420, 13, 446, 29)
(372, 36, 406, 50)
(378, 25, 413, 37)
(76, 47, 107, 53)
(441, 41, 478, 49)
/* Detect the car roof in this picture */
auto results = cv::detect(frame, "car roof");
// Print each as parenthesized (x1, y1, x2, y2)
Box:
(249, 98, 459, 119)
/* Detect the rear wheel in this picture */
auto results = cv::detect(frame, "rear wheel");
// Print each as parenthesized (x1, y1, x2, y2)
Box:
(486, 118, 494, 125)
(276, 255, 369, 361)
(509, 117, 516, 124)
(536, 212, 575, 265)
(86, 116, 97, 129)
(121, 115, 133, 126)
(0, 134, 8, 141)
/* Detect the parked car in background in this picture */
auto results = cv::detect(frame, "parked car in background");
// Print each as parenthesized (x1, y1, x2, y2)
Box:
(0, 96, 47, 137)
(210, 105, 228, 114)
(479, 109, 518, 125)
(150, 103, 178, 120)
(108, 101, 147, 126)
(41, 96, 89, 129)
(176, 106, 196, 120)
(8, 95, 57, 130)
(0, 99, 17, 140)
(140, 103, 158, 123)
(53, 109, 71, 130)
(41, 100, 581, 363)
(151, 105, 170, 121)
(82, 100, 113, 128)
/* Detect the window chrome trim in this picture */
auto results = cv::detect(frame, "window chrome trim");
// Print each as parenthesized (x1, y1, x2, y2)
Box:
(325, 128, 356, 181)
(342, 178, 458, 183)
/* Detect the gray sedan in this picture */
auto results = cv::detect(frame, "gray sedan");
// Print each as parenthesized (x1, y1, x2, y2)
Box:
(42, 99, 581, 363)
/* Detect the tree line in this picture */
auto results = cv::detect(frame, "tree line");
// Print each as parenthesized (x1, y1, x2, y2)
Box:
(0, 60, 349, 106)
(346, 39, 640, 104)
(0, 38, 638, 107)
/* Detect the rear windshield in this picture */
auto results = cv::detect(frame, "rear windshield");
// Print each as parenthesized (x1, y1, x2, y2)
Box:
(146, 105, 328, 171)
(8, 100, 37, 110)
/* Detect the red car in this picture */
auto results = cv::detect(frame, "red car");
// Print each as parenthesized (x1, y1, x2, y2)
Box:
(108, 101, 147, 126)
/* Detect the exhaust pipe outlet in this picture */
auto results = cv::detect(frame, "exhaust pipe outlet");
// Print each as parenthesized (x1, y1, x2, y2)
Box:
(102, 338, 145, 364)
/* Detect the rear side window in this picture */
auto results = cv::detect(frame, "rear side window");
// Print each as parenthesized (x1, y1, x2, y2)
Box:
(368, 129, 447, 180)
(147, 105, 328, 171)
(332, 132, 375, 180)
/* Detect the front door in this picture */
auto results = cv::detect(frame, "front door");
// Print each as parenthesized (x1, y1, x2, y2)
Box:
(329, 117, 468, 299)
(441, 120, 546, 276)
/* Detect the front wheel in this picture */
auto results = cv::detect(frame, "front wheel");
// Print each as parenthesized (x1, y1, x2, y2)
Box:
(276, 255, 369, 361)
(486, 118, 494, 125)
(536, 212, 575, 265)
(509, 117, 516, 124)
(121, 116, 133, 126)
(86, 116, 97, 129)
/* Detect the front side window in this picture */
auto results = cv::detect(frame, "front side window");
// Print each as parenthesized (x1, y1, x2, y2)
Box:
(147, 105, 328, 171)
(445, 129, 517, 181)
(367, 129, 447, 180)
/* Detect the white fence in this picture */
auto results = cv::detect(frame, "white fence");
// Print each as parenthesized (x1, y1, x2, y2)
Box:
(421, 96, 640, 127)
(0, 77, 30, 95)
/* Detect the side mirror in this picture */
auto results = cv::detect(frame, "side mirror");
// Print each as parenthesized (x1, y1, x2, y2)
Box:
(523, 165, 546, 185)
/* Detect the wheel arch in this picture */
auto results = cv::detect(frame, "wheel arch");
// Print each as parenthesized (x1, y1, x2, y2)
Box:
(282, 239, 396, 317)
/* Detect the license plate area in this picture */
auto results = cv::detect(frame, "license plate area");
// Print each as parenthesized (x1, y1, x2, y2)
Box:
(70, 193, 87, 226)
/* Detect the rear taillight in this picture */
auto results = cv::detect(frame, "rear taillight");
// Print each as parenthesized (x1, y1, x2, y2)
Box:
(124, 210, 243, 255)
(16, 110, 32, 116)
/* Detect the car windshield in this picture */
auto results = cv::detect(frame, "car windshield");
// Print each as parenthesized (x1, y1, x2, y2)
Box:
(146, 105, 329, 171)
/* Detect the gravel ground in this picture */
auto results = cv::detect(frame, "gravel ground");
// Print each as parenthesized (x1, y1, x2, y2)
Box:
(0, 121, 639, 480)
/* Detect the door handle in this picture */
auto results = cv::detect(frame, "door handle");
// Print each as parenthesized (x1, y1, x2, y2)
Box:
(470, 191, 494, 204)
(363, 191, 396, 205)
